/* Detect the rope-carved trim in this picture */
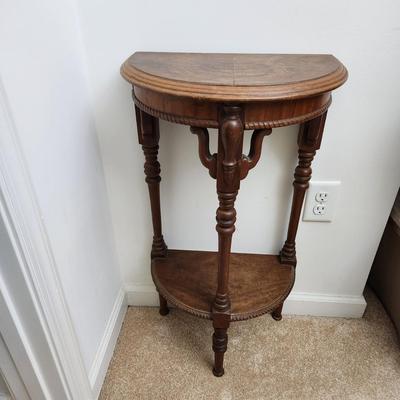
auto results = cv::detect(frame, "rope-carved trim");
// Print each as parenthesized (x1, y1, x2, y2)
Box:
(133, 92, 218, 128)
(133, 93, 332, 130)
(244, 97, 331, 129)
(152, 264, 295, 322)
(190, 127, 217, 179)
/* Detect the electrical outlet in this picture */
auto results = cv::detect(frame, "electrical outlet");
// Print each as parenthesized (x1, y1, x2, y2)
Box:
(313, 204, 326, 215)
(303, 181, 341, 222)
(315, 191, 328, 202)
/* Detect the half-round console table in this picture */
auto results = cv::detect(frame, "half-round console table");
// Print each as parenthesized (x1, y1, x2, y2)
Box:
(121, 52, 347, 377)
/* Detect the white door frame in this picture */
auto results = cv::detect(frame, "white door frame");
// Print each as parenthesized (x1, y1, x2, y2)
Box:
(0, 78, 94, 399)
(0, 312, 34, 400)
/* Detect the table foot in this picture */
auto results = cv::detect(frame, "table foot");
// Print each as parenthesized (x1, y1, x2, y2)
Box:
(271, 303, 283, 321)
(212, 366, 224, 377)
(159, 294, 169, 316)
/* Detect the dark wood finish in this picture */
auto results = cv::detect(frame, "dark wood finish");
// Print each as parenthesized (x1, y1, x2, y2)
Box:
(122, 53, 347, 101)
(241, 128, 272, 179)
(158, 294, 169, 316)
(190, 127, 217, 178)
(271, 303, 284, 321)
(132, 86, 332, 130)
(135, 105, 168, 316)
(122, 53, 346, 130)
(152, 250, 294, 320)
(122, 52, 347, 376)
(280, 112, 327, 265)
(211, 105, 244, 375)
(135, 105, 167, 259)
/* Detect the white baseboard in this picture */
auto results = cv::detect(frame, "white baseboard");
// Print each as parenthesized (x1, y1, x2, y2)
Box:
(125, 283, 160, 306)
(283, 292, 366, 318)
(125, 283, 366, 318)
(89, 287, 127, 399)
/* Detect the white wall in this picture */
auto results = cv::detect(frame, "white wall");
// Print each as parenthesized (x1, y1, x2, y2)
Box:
(75, 0, 400, 314)
(0, 0, 122, 379)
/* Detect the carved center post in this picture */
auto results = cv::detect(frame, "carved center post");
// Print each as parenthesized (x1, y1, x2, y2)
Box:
(210, 105, 244, 377)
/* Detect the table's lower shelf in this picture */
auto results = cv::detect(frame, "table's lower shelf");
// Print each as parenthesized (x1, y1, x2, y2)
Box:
(151, 249, 295, 321)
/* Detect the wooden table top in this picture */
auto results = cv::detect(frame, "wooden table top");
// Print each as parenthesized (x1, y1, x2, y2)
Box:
(121, 52, 347, 102)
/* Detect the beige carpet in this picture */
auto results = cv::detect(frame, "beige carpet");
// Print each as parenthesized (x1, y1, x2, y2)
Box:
(99, 290, 400, 400)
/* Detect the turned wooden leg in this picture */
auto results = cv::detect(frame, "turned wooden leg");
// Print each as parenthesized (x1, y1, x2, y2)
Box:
(212, 319, 229, 377)
(158, 294, 169, 316)
(280, 112, 327, 266)
(135, 105, 168, 259)
(271, 303, 283, 321)
(211, 106, 244, 377)
(135, 105, 168, 317)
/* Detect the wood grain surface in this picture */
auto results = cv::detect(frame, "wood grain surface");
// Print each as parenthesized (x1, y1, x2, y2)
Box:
(124, 51, 347, 376)
(121, 52, 347, 101)
(152, 250, 295, 321)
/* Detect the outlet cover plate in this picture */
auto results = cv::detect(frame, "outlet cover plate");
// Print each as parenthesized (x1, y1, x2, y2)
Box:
(303, 181, 341, 222)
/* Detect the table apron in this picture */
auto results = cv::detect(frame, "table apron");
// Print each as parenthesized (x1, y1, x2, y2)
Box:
(133, 86, 332, 130)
